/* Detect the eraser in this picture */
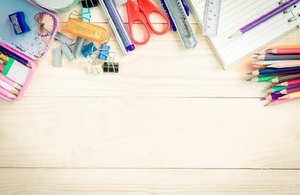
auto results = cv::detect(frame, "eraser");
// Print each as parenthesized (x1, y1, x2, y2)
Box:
(8, 11, 30, 35)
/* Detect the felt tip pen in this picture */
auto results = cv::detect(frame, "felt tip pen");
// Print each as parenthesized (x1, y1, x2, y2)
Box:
(101, 0, 135, 52)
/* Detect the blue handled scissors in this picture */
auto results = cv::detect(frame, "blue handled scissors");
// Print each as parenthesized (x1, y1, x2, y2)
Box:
(126, 0, 171, 45)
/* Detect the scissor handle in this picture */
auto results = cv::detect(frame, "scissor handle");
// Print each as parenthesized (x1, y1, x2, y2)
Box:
(137, 0, 170, 35)
(126, 0, 151, 45)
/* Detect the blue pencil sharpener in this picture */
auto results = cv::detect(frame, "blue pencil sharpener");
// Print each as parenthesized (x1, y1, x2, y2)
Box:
(8, 11, 30, 35)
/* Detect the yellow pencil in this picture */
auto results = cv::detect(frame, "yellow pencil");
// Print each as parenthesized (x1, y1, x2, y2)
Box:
(278, 91, 300, 99)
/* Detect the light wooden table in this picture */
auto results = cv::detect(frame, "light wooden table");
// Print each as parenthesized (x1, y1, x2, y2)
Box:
(1, 1, 300, 194)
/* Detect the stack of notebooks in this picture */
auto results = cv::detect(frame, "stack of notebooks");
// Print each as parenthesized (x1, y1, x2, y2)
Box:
(186, 0, 300, 69)
(247, 45, 300, 106)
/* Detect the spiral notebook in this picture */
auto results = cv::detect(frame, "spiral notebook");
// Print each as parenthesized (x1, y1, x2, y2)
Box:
(187, 0, 300, 69)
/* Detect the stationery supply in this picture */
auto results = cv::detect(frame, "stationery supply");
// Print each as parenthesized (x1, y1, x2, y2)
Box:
(247, 45, 300, 106)
(65, 17, 110, 43)
(126, 0, 170, 45)
(33, 0, 80, 13)
(99, 0, 135, 53)
(8, 11, 31, 35)
(0, 0, 59, 102)
(98, 0, 128, 56)
(186, 0, 300, 68)
(161, 0, 198, 49)
(203, 0, 221, 36)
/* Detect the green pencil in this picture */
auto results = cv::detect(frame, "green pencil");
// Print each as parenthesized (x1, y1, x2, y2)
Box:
(263, 85, 289, 93)
(247, 75, 278, 82)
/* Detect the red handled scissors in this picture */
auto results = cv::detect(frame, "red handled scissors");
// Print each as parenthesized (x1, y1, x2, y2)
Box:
(126, 0, 171, 45)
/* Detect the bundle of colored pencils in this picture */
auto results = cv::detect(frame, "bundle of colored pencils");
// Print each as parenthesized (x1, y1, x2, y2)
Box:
(247, 45, 300, 106)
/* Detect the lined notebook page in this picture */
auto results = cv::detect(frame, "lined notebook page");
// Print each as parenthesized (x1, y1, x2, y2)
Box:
(187, 0, 300, 68)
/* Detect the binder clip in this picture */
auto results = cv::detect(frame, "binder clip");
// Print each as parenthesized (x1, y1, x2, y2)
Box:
(8, 11, 30, 35)
(98, 44, 111, 60)
(81, 0, 99, 8)
(103, 52, 118, 73)
(82, 8, 91, 22)
(81, 42, 97, 58)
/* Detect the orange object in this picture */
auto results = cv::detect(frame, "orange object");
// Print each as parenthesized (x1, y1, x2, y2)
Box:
(65, 18, 110, 43)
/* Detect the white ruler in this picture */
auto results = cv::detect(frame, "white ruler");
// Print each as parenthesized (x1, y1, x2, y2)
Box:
(203, 0, 221, 36)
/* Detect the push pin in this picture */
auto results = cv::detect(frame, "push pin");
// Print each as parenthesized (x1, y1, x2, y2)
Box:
(8, 11, 30, 35)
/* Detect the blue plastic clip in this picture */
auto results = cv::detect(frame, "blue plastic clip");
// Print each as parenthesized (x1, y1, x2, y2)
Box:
(98, 44, 111, 61)
(8, 11, 30, 35)
(81, 42, 97, 58)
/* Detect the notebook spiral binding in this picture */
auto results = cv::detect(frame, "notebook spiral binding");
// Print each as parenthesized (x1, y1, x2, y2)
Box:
(278, 0, 300, 23)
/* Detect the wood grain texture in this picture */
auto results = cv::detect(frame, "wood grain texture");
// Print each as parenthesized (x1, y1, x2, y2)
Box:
(0, 169, 300, 195)
(1, 1, 300, 194)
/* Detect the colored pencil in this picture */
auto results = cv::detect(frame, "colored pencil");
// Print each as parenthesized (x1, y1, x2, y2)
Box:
(247, 75, 277, 82)
(0, 74, 22, 90)
(278, 85, 300, 94)
(271, 73, 300, 83)
(254, 54, 300, 61)
(229, 0, 300, 38)
(276, 78, 300, 86)
(247, 67, 300, 75)
(0, 79, 19, 95)
(0, 86, 17, 99)
(267, 45, 300, 49)
(251, 60, 290, 65)
(279, 91, 300, 99)
(263, 85, 289, 93)
(260, 92, 283, 100)
(264, 97, 300, 106)
(267, 48, 300, 54)
(267, 60, 300, 68)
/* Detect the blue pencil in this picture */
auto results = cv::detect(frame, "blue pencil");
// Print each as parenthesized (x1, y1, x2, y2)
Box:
(247, 67, 300, 75)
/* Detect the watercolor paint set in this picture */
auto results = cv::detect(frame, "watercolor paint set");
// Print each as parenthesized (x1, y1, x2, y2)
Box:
(0, 0, 59, 102)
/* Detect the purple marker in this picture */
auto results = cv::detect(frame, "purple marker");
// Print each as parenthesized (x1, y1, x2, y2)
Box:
(229, 0, 300, 38)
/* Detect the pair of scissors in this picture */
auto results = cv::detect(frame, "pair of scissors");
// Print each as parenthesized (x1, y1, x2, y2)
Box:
(126, 0, 171, 45)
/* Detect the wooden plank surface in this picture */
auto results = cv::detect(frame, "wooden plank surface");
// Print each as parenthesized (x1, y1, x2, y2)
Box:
(1, 1, 300, 194)
(0, 169, 299, 195)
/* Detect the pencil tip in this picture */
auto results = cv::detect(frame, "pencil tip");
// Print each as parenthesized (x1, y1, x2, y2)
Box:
(246, 72, 252, 75)
(228, 36, 232, 39)
(260, 97, 266, 101)
(246, 78, 251, 81)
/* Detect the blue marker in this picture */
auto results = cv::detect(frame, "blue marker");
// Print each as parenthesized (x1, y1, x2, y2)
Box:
(101, 0, 135, 52)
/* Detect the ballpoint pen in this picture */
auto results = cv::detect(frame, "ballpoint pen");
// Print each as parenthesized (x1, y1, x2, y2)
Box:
(229, 0, 300, 38)
(98, 0, 128, 55)
(100, 0, 135, 52)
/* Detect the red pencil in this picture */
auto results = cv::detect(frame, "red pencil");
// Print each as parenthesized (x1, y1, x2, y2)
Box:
(267, 48, 300, 54)
(276, 78, 300, 86)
